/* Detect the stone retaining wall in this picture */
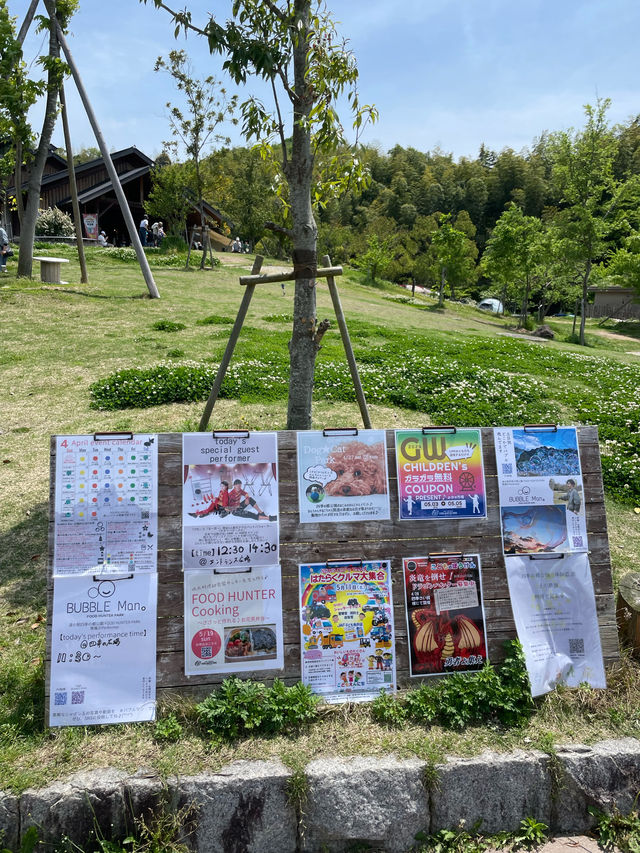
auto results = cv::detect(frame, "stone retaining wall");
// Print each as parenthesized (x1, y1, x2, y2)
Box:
(2, 739, 639, 853)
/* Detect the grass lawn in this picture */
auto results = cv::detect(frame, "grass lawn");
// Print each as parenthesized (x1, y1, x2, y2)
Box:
(1, 244, 639, 793)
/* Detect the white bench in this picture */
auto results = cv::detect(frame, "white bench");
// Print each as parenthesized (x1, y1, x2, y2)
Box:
(33, 256, 70, 284)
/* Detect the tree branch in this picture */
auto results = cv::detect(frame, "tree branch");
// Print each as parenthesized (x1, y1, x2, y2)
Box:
(271, 76, 288, 166)
(313, 318, 331, 347)
(265, 220, 294, 239)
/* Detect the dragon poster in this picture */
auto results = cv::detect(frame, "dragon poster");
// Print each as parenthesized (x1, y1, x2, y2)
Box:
(494, 427, 588, 555)
(296, 429, 390, 524)
(395, 428, 486, 520)
(403, 554, 488, 677)
(299, 559, 396, 702)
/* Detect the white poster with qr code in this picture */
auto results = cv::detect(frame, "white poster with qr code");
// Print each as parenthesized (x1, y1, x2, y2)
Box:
(494, 426, 588, 556)
(505, 553, 605, 696)
(49, 573, 157, 726)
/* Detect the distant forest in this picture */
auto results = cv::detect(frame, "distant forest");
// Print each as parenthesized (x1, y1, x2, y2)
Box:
(149, 102, 640, 319)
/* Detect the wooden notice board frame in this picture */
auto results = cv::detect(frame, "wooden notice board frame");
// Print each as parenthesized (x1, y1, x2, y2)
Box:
(46, 426, 618, 710)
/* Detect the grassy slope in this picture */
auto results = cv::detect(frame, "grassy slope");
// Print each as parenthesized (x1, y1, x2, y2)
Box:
(1, 247, 639, 792)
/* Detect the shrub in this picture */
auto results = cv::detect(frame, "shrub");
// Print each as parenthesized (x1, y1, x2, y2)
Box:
(34, 206, 74, 237)
(196, 314, 234, 325)
(195, 677, 318, 741)
(153, 713, 183, 743)
(151, 320, 186, 332)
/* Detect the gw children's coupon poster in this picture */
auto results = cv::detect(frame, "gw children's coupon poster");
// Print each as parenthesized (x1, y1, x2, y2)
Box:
(299, 559, 396, 703)
(494, 427, 588, 555)
(182, 432, 279, 570)
(53, 434, 158, 576)
(184, 566, 284, 676)
(403, 554, 488, 676)
(297, 429, 390, 524)
(395, 429, 486, 520)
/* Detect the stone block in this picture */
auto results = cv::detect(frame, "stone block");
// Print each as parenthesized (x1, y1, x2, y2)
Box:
(303, 755, 428, 853)
(0, 791, 19, 852)
(175, 761, 296, 853)
(553, 738, 640, 833)
(431, 750, 551, 835)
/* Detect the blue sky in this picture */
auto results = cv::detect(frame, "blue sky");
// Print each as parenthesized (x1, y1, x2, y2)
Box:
(10, 0, 640, 162)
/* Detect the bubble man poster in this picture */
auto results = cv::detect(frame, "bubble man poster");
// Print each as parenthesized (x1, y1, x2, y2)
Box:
(395, 429, 486, 520)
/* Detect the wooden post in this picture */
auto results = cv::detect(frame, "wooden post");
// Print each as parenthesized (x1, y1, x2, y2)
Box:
(198, 256, 264, 431)
(322, 254, 372, 429)
(55, 23, 160, 299)
(59, 82, 88, 284)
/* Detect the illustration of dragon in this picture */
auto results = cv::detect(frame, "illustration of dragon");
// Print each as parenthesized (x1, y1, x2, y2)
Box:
(411, 608, 482, 660)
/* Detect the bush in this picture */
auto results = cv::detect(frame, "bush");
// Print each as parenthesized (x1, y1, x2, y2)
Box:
(34, 207, 74, 237)
(195, 677, 318, 741)
(151, 320, 186, 332)
(196, 314, 235, 325)
(372, 641, 533, 731)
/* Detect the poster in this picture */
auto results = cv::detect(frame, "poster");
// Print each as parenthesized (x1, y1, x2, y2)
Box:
(49, 572, 157, 726)
(403, 554, 488, 676)
(299, 559, 396, 702)
(297, 430, 390, 524)
(505, 553, 606, 696)
(494, 427, 588, 555)
(395, 428, 486, 520)
(182, 432, 279, 570)
(184, 566, 284, 675)
(53, 434, 158, 576)
(82, 213, 99, 240)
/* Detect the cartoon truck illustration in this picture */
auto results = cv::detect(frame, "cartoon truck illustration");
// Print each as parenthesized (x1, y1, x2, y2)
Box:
(321, 633, 344, 650)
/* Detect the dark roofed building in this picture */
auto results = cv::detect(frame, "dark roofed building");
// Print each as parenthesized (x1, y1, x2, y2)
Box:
(9, 146, 154, 244)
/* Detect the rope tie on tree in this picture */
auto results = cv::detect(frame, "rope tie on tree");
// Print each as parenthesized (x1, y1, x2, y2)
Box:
(292, 249, 317, 280)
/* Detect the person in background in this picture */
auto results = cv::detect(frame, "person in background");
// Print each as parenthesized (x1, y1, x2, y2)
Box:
(157, 222, 165, 245)
(97, 230, 108, 247)
(139, 215, 148, 246)
(0, 224, 10, 272)
(151, 221, 160, 246)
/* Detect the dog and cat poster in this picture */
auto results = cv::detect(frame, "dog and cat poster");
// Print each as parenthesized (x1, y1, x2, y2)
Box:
(296, 429, 391, 523)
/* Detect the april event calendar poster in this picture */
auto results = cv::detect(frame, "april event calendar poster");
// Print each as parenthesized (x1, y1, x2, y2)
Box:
(53, 434, 158, 576)
(297, 430, 390, 524)
(403, 554, 488, 676)
(505, 553, 606, 696)
(494, 427, 588, 555)
(182, 432, 279, 570)
(299, 559, 396, 703)
(395, 429, 486, 520)
(184, 566, 284, 675)
(49, 573, 157, 726)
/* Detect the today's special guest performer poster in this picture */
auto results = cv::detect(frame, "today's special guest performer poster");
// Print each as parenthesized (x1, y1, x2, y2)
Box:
(182, 432, 279, 570)
(297, 430, 390, 524)
(54, 434, 158, 576)
(49, 573, 157, 726)
(299, 559, 396, 703)
(184, 566, 284, 676)
(395, 428, 486, 520)
(494, 426, 588, 555)
(403, 554, 488, 676)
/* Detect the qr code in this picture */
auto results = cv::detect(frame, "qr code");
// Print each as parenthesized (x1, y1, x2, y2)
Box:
(141, 511, 150, 519)
(54, 691, 67, 706)
(71, 690, 85, 705)
(569, 638, 585, 656)
(573, 536, 584, 548)
(200, 646, 213, 659)
(502, 463, 513, 475)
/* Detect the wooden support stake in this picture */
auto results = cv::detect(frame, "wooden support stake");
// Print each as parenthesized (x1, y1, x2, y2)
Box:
(198, 255, 264, 431)
(55, 23, 160, 300)
(59, 82, 88, 284)
(239, 266, 342, 286)
(323, 254, 372, 429)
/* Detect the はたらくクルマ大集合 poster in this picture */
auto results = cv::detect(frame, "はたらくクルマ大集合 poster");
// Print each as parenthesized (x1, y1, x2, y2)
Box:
(297, 430, 390, 524)
(182, 432, 279, 570)
(299, 559, 396, 703)
(395, 428, 486, 520)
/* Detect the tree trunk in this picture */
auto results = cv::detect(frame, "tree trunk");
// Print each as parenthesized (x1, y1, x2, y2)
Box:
(520, 274, 530, 328)
(286, 0, 320, 431)
(14, 141, 24, 228)
(438, 266, 446, 307)
(17, 1, 59, 278)
(579, 260, 591, 346)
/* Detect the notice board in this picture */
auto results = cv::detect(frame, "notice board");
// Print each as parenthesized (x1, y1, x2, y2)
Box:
(46, 426, 618, 708)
